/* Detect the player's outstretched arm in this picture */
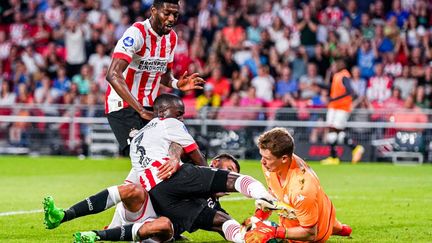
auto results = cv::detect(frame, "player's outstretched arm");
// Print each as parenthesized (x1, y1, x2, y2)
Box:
(106, 58, 152, 120)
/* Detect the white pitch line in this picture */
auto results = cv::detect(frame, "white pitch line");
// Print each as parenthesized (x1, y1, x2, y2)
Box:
(0, 209, 43, 217)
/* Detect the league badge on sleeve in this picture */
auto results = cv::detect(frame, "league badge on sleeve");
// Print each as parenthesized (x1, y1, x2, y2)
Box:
(123, 36, 134, 47)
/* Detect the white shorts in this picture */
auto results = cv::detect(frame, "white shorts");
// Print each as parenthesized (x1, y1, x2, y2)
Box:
(326, 108, 350, 130)
(108, 169, 160, 242)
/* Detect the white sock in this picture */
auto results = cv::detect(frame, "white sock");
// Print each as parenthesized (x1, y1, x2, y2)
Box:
(222, 219, 243, 243)
(131, 222, 144, 242)
(234, 175, 274, 201)
(106, 186, 122, 209)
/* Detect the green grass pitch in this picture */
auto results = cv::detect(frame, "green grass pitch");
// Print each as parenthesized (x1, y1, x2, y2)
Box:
(0, 156, 431, 242)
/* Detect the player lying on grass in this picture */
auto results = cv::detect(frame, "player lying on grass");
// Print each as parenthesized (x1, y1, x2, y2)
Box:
(243, 127, 352, 243)
(105, 152, 241, 240)
(44, 94, 276, 242)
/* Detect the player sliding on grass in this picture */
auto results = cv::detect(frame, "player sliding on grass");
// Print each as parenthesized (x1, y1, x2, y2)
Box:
(44, 94, 277, 242)
(243, 127, 352, 243)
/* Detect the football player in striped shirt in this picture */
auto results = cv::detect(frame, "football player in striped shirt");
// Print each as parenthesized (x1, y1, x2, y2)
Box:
(105, 0, 205, 156)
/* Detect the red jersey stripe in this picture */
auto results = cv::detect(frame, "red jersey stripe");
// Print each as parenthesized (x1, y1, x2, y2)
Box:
(105, 85, 111, 113)
(169, 31, 177, 55)
(144, 169, 156, 189)
(184, 143, 198, 153)
(112, 52, 132, 63)
(133, 22, 147, 56)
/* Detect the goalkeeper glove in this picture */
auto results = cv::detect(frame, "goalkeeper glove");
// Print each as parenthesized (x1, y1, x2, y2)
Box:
(244, 221, 287, 243)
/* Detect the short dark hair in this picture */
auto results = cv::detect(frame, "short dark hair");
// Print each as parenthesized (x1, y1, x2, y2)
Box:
(153, 0, 179, 8)
(258, 127, 294, 158)
(153, 93, 181, 112)
(212, 153, 240, 172)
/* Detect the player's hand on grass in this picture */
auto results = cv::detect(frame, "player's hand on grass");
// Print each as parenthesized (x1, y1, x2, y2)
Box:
(157, 157, 180, 180)
(178, 71, 205, 91)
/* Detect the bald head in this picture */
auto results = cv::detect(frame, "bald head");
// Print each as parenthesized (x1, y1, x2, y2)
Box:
(153, 93, 185, 120)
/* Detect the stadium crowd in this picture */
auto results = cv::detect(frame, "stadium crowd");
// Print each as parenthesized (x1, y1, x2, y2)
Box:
(0, 0, 431, 151)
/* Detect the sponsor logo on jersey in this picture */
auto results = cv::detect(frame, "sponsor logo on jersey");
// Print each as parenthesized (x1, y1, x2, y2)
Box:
(123, 36, 134, 47)
(137, 58, 168, 73)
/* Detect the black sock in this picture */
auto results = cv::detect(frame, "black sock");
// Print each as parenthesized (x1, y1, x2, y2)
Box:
(95, 224, 134, 241)
(344, 135, 355, 149)
(330, 143, 337, 158)
(62, 189, 109, 223)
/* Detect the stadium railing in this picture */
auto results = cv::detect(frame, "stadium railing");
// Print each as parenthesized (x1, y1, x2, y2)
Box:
(0, 104, 431, 162)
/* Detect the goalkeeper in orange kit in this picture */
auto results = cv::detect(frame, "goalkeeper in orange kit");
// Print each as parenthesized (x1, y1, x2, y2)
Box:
(244, 127, 352, 243)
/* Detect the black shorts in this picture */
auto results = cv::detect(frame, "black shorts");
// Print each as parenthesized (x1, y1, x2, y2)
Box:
(148, 163, 230, 234)
(106, 107, 152, 155)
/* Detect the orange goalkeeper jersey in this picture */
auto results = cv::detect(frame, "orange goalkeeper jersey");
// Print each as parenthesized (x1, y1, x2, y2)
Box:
(262, 154, 336, 242)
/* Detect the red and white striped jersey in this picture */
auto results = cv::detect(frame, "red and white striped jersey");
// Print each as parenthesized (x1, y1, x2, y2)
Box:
(129, 117, 198, 191)
(105, 19, 178, 113)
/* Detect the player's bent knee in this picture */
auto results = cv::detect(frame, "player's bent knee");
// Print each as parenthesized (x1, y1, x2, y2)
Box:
(119, 184, 145, 201)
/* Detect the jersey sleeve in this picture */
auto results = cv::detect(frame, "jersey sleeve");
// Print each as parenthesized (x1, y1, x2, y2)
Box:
(112, 25, 143, 63)
(291, 182, 319, 228)
(164, 118, 198, 153)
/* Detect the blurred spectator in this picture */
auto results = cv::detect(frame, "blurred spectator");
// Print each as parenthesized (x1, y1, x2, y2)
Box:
(222, 15, 245, 50)
(107, 0, 124, 25)
(383, 52, 402, 78)
(51, 66, 71, 101)
(195, 83, 221, 118)
(392, 94, 428, 132)
(244, 44, 266, 77)
(357, 39, 378, 79)
(64, 18, 86, 77)
(374, 24, 394, 54)
(8, 109, 30, 147)
(298, 5, 317, 57)
(278, 0, 296, 28)
(72, 64, 91, 95)
(309, 44, 330, 77)
(275, 66, 297, 100)
(31, 12, 53, 52)
(221, 48, 240, 79)
(206, 67, 230, 100)
(393, 66, 416, 99)
(258, 2, 274, 29)
(350, 66, 367, 106)
(246, 15, 262, 44)
(21, 45, 46, 75)
(344, 0, 362, 28)
(299, 63, 323, 99)
(9, 11, 31, 46)
(367, 63, 392, 103)
(414, 86, 430, 109)
(251, 65, 274, 102)
(386, 0, 409, 28)
(0, 31, 12, 62)
(44, 0, 63, 29)
(0, 81, 16, 107)
(88, 43, 110, 81)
